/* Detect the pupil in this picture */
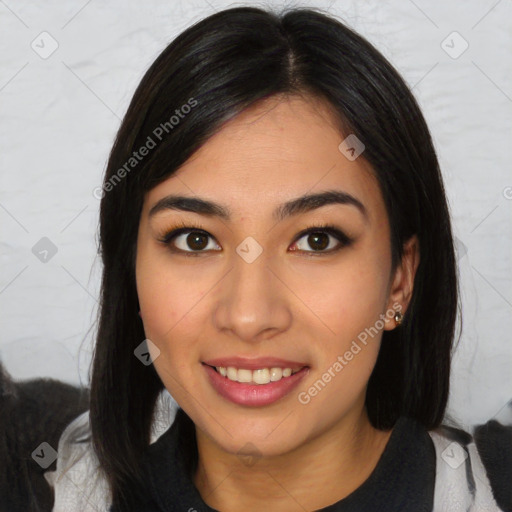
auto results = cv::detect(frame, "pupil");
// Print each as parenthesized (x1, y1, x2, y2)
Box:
(188, 232, 207, 250)
(309, 232, 328, 251)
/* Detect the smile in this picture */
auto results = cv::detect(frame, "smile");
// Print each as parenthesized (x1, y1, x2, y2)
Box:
(202, 362, 309, 407)
(212, 366, 302, 384)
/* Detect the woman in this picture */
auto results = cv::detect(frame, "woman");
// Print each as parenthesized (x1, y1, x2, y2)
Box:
(49, 5, 510, 511)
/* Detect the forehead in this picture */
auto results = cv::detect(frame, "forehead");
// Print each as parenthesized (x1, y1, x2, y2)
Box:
(142, 94, 383, 224)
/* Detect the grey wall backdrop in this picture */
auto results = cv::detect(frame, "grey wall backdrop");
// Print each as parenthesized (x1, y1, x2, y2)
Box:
(1, 0, 511, 430)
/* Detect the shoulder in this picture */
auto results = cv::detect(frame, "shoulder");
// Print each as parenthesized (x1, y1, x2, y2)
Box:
(46, 410, 112, 511)
(47, 390, 178, 511)
(428, 419, 512, 512)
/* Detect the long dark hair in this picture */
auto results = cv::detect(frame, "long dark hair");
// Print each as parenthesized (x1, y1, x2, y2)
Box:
(89, 5, 460, 506)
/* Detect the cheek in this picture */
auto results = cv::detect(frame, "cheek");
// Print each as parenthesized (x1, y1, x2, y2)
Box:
(136, 251, 185, 347)
(136, 264, 202, 396)
(294, 263, 386, 411)
(291, 255, 389, 342)
(137, 245, 190, 322)
(136, 253, 216, 407)
(289, 248, 389, 406)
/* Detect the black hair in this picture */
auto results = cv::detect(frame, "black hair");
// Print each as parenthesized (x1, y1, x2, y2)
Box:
(89, 5, 460, 506)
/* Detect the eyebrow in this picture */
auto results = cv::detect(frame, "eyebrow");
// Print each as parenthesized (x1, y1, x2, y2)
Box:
(148, 189, 368, 223)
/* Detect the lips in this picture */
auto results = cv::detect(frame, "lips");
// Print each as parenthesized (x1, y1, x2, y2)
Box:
(203, 363, 310, 407)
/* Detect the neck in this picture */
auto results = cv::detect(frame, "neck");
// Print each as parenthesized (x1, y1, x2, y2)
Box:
(193, 407, 393, 512)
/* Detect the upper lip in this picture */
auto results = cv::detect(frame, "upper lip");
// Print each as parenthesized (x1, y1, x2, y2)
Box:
(203, 357, 308, 371)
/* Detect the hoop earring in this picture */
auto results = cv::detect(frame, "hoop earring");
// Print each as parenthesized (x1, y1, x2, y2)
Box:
(394, 311, 403, 326)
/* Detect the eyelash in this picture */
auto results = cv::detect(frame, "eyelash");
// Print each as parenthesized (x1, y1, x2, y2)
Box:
(156, 220, 353, 257)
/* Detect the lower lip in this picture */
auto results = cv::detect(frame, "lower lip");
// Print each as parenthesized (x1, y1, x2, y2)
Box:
(203, 364, 309, 407)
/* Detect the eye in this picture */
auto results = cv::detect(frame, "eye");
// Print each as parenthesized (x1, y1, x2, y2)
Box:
(289, 224, 353, 255)
(172, 230, 220, 253)
(157, 221, 220, 257)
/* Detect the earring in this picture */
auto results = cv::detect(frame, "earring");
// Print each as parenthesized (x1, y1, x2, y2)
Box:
(394, 311, 403, 326)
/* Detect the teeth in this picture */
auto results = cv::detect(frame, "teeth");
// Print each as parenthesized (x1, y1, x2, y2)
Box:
(214, 366, 302, 384)
(237, 369, 253, 383)
(254, 369, 270, 384)
(270, 368, 282, 381)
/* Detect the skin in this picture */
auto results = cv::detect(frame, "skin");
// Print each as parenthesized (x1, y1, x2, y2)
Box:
(135, 93, 420, 511)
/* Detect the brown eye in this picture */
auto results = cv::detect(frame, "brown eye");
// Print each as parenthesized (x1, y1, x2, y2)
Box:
(291, 226, 351, 254)
(305, 232, 330, 251)
(185, 232, 209, 251)
(161, 228, 221, 255)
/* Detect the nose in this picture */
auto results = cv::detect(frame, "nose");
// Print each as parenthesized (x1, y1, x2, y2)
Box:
(213, 249, 292, 343)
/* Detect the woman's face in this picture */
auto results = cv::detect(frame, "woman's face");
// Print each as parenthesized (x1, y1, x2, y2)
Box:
(136, 94, 417, 457)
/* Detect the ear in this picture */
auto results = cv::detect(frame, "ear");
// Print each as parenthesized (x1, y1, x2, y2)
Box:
(383, 235, 420, 330)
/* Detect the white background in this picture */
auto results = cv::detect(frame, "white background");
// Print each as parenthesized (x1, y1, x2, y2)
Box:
(1, 0, 511, 430)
